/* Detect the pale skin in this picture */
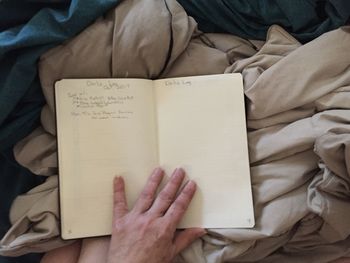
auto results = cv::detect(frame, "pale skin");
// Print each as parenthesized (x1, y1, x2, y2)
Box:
(41, 167, 206, 263)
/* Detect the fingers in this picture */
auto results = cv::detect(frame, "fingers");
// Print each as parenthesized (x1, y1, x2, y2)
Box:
(113, 176, 129, 219)
(133, 167, 164, 213)
(148, 168, 185, 215)
(173, 228, 206, 255)
(164, 180, 197, 226)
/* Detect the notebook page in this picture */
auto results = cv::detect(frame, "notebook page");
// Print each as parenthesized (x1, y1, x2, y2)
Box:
(55, 79, 158, 239)
(154, 74, 254, 228)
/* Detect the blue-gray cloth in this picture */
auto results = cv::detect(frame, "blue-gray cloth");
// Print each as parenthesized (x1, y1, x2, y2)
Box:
(0, 0, 70, 31)
(0, 0, 120, 151)
(0, 0, 121, 262)
(177, 0, 350, 43)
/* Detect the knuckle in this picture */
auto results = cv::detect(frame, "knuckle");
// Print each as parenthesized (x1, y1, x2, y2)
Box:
(113, 206, 122, 215)
(137, 216, 155, 234)
(163, 219, 174, 232)
(166, 210, 181, 226)
(168, 179, 179, 188)
(113, 198, 123, 207)
(140, 214, 153, 226)
(174, 199, 187, 212)
(150, 175, 159, 183)
(114, 206, 127, 217)
(159, 191, 173, 203)
(113, 218, 126, 231)
(148, 174, 161, 187)
(113, 193, 120, 202)
(140, 190, 154, 201)
(158, 223, 172, 238)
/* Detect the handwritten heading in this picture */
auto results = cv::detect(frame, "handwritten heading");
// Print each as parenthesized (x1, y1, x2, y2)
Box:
(164, 79, 192, 86)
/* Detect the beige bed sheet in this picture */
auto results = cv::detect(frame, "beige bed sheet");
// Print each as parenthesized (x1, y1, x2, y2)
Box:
(1, 0, 349, 262)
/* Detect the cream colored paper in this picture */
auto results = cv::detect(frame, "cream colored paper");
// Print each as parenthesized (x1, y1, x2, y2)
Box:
(55, 79, 158, 239)
(55, 74, 254, 239)
(155, 74, 254, 228)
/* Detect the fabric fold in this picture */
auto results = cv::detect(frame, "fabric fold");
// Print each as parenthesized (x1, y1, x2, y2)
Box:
(1, 0, 350, 262)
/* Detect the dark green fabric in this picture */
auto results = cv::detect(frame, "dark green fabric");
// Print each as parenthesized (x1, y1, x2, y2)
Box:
(0, 0, 121, 261)
(178, 0, 350, 43)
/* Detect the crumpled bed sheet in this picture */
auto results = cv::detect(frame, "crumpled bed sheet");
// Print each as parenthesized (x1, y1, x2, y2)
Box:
(1, 0, 349, 262)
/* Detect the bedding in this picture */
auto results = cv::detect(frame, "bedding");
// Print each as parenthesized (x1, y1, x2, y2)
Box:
(0, 0, 121, 261)
(177, 0, 350, 43)
(0, 0, 349, 262)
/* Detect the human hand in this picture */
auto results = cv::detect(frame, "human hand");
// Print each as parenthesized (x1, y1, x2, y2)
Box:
(106, 167, 206, 263)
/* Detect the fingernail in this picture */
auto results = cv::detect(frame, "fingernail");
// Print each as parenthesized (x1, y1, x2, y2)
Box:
(153, 167, 163, 177)
(187, 180, 196, 189)
(173, 167, 184, 178)
(114, 176, 122, 187)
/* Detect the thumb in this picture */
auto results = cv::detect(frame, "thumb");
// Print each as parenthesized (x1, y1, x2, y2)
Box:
(173, 228, 206, 255)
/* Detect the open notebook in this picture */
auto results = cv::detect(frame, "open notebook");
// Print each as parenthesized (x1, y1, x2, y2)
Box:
(55, 73, 254, 239)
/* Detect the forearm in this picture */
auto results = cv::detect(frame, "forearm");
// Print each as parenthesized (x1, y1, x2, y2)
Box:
(40, 241, 82, 263)
(77, 237, 110, 263)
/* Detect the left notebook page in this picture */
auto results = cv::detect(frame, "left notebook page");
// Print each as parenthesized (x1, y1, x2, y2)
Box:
(55, 79, 158, 239)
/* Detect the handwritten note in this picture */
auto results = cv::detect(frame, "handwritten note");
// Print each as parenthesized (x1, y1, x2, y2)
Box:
(66, 80, 135, 120)
(86, 79, 130, 90)
(164, 79, 192, 87)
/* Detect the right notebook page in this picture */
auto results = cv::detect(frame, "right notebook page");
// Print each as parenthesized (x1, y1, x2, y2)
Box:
(154, 73, 255, 228)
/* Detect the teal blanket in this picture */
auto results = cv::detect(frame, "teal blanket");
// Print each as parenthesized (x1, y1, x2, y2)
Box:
(0, 0, 121, 262)
(177, 0, 350, 43)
